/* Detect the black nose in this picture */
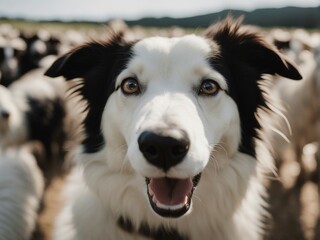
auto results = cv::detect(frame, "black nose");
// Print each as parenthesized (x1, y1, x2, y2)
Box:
(138, 130, 190, 172)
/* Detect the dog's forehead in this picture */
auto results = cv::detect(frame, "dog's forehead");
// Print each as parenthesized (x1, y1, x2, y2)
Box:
(131, 35, 217, 69)
(123, 35, 223, 87)
(134, 35, 212, 56)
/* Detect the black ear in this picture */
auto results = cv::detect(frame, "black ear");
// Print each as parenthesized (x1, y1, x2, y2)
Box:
(45, 32, 131, 80)
(45, 43, 107, 80)
(45, 47, 90, 79)
(206, 17, 302, 80)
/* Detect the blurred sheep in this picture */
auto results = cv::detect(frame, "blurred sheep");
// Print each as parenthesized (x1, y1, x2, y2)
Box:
(0, 69, 71, 183)
(0, 145, 44, 240)
(267, 29, 320, 186)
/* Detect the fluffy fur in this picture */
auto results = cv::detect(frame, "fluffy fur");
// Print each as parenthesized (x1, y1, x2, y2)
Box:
(0, 145, 44, 240)
(46, 18, 301, 240)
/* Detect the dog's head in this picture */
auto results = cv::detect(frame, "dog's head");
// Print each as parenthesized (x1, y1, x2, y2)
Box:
(46, 18, 301, 218)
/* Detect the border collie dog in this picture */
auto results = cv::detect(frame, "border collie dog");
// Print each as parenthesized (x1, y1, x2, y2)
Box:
(46, 18, 301, 240)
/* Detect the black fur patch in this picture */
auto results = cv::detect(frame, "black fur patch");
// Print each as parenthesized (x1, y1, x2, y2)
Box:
(205, 17, 301, 157)
(117, 216, 188, 240)
(45, 33, 135, 153)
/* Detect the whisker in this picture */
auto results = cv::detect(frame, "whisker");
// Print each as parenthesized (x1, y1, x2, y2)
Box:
(208, 151, 220, 174)
(213, 143, 229, 158)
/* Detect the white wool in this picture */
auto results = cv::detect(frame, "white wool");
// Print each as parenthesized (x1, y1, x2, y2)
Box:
(0, 146, 44, 240)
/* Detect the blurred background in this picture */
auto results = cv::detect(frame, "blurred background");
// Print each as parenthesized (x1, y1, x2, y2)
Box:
(0, 1, 319, 240)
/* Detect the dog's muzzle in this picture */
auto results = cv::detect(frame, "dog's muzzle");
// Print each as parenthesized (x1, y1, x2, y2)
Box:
(138, 130, 201, 218)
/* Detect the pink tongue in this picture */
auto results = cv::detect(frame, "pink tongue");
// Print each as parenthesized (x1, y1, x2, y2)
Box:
(149, 178, 193, 206)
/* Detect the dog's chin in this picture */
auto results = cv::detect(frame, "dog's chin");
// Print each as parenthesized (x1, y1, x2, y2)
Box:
(145, 174, 201, 218)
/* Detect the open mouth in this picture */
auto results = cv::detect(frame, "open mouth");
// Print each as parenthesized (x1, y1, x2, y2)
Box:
(146, 174, 201, 218)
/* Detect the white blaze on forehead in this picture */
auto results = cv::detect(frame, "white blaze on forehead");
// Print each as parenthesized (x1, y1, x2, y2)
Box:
(117, 34, 227, 90)
(134, 35, 212, 57)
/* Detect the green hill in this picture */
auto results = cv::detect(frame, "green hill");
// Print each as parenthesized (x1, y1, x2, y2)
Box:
(1, 6, 319, 29)
(125, 6, 320, 28)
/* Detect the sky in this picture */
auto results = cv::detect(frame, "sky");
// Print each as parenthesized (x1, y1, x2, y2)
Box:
(0, 0, 319, 21)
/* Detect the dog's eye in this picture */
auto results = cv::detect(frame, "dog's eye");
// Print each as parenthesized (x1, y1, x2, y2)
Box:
(121, 78, 141, 95)
(198, 80, 220, 96)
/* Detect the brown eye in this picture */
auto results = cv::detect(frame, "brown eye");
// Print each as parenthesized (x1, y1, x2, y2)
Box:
(121, 78, 141, 95)
(198, 80, 220, 96)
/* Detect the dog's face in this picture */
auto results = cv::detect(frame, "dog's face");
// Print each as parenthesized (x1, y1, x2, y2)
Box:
(46, 18, 301, 219)
(105, 35, 241, 217)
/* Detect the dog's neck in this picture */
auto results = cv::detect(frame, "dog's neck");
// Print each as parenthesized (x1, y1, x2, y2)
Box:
(117, 216, 188, 240)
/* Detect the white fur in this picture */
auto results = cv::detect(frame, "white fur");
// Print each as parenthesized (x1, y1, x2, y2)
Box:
(55, 35, 268, 240)
(0, 146, 44, 240)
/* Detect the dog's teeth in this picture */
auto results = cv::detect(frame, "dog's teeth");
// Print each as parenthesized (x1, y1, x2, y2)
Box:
(169, 203, 185, 210)
(184, 196, 188, 204)
(156, 202, 169, 209)
(148, 187, 154, 196)
(152, 195, 157, 204)
(156, 202, 185, 210)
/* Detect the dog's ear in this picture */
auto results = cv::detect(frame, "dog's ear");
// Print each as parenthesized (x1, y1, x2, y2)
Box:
(45, 32, 131, 80)
(44, 45, 98, 79)
(206, 17, 302, 80)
